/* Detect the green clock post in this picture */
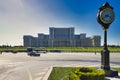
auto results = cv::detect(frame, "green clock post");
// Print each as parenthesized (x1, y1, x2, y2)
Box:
(97, 2, 118, 77)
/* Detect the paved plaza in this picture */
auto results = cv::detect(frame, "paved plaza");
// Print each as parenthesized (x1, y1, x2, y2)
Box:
(0, 52, 120, 80)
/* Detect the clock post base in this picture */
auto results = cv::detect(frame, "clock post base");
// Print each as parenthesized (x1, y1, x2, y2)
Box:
(104, 69, 118, 77)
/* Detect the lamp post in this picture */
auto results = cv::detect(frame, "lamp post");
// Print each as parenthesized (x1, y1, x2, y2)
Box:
(97, 2, 118, 77)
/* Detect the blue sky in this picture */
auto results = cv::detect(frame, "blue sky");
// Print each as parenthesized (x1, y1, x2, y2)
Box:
(0, 0, 120, 46)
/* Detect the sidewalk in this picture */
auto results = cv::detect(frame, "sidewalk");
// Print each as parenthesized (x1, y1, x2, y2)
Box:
(105, 74, 120, 80)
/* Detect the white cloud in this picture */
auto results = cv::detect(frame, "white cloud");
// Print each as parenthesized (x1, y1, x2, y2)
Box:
(0, 0, 69, 46)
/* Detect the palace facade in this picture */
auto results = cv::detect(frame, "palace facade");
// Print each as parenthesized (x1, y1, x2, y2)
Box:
(23, 27, 101, 47)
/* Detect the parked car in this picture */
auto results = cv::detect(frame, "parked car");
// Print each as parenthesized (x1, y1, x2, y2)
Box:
(27, 47, 40, 56)
(27, 51, 40, 56)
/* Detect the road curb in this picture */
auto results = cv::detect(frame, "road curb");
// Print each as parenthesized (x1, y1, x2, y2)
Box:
(105, 73, 120, 80)
(42, 66, 53, 80)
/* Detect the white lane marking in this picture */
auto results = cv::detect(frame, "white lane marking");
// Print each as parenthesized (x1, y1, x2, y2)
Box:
(35, 72, 46, 76)
(25, 67, 33, 80)
(34, 77, 42, 80)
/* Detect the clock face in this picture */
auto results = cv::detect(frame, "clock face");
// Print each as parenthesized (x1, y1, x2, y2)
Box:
(100, 8, 115, 24)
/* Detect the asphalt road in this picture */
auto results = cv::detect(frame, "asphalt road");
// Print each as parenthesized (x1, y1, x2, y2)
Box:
(0, 52, 120, 80)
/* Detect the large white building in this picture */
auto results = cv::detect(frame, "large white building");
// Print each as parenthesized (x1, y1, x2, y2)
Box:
(23, 27, 101, 47)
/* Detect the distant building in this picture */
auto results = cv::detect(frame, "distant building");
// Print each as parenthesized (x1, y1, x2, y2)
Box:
(23, 27, 101, 47)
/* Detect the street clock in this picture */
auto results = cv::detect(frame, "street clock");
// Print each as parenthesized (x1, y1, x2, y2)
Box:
(97, 2, 115, 29)
(100, 8, 115, 24)
(97, 2, 118, 77)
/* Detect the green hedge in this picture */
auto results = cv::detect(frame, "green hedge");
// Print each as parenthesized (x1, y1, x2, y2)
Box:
(69, 72, 79, 80)
(49, 67, 105, 80)
(69, 67, 105, 80)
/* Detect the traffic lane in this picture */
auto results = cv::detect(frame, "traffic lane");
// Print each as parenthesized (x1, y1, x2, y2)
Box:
(0, 52, 120, 80)
(0, 52, 120, 65)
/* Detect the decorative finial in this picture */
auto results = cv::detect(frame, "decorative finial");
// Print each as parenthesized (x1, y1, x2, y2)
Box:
(103, 2, 113, 9)
(103, 2, 110, 6)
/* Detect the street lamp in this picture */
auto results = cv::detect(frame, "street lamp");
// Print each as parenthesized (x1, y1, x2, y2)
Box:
(97, 2, 118, 77)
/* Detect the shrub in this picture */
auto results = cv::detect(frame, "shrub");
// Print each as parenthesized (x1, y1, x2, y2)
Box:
(69, 72, 80, 80)
(69, 67, 105, 80)
(79, 67, 95, 73)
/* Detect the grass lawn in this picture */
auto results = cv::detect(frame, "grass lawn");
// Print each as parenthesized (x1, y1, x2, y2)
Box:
(48, 67, 74, 80)
(48, 67, 120, 80)
(1, 46, 120, 52)
(113, 68, 120, 72)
